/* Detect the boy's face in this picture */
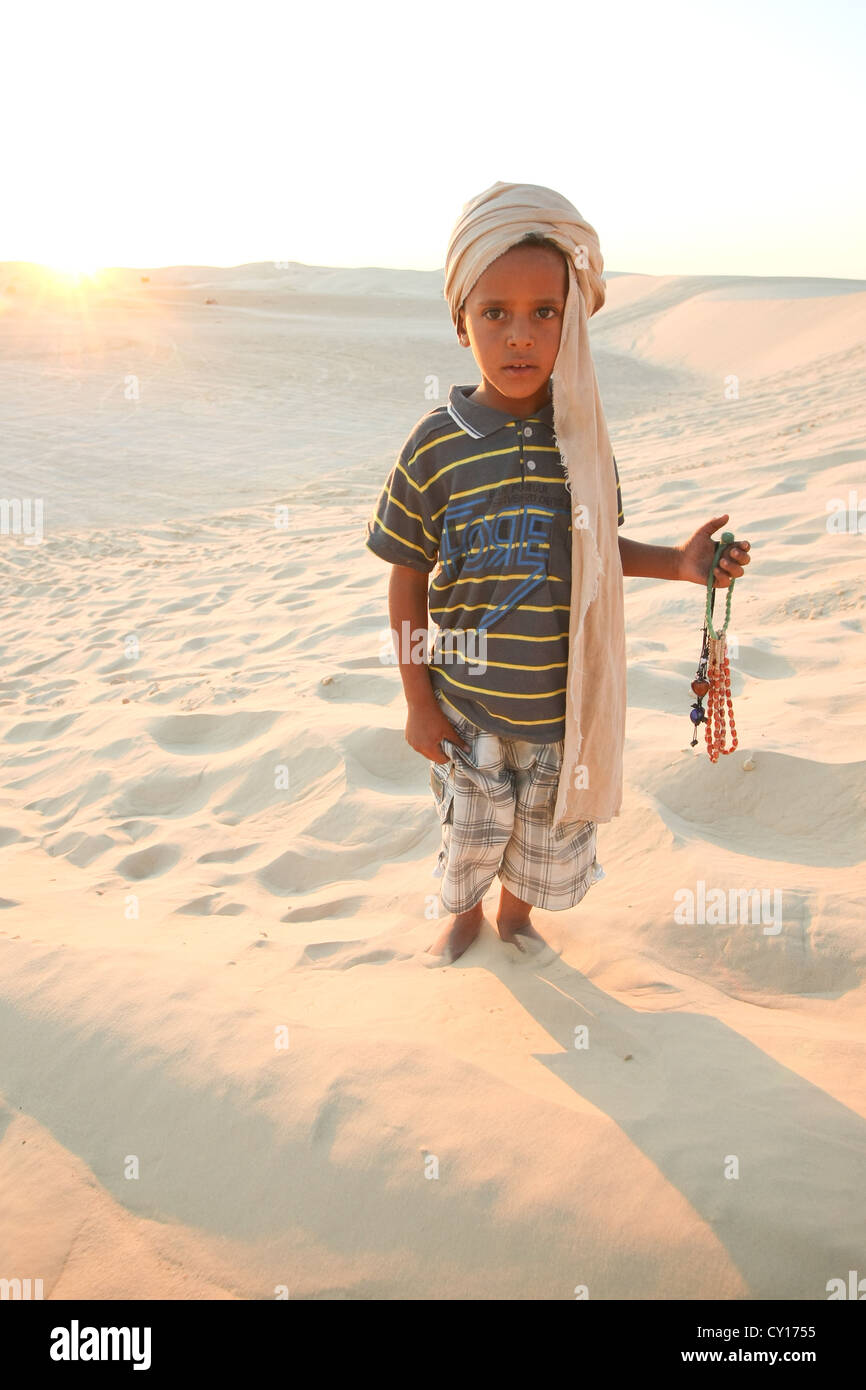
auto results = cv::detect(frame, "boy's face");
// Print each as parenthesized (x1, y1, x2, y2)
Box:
(456, 243, 569, 417)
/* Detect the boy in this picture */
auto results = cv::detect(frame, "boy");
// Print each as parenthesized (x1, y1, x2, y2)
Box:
(365, 184, 751, 963)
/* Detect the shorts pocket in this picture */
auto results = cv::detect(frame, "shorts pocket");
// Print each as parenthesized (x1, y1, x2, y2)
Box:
(518, 747, 561, 826)
(430, 759, 455, 825)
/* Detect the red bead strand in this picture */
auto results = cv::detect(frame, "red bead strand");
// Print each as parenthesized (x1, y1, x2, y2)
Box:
(705, 647, 738, 762)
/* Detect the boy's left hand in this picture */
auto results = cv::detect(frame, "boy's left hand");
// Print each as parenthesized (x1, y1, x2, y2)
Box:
(677, 513, 752, 588)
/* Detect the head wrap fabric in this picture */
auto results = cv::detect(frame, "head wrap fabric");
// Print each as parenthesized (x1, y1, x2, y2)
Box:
(443, 181, 626, 827)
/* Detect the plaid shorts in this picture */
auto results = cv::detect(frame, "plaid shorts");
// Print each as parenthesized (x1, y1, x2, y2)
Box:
(429, 689, 605, 914)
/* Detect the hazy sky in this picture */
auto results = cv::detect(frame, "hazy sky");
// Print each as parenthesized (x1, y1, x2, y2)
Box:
(4, 0, 864, 277)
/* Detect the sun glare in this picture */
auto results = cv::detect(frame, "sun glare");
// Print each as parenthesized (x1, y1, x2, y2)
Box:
(45, 261, 104, 285)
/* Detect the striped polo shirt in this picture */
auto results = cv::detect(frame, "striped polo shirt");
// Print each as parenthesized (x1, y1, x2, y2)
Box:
(365, 381, 625, 744)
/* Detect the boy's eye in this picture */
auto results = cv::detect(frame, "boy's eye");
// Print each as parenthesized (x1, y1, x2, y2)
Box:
(481, 307, 559, 320)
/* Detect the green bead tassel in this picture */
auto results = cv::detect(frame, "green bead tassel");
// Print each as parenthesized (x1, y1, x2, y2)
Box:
(706, 530, 736, 640)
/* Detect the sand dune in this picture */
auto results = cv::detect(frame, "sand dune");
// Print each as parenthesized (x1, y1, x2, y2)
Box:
(0, 260, 864, 1299)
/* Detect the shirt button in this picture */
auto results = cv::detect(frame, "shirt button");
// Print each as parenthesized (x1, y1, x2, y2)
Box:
(525, 427, 533, 437)
(526, 459, 536, 470)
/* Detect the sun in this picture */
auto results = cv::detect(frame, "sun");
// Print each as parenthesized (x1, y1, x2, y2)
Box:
(44, 260, 104, 285)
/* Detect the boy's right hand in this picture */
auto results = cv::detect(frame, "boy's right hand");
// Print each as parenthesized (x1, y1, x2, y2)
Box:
(405, 702, 471, 764)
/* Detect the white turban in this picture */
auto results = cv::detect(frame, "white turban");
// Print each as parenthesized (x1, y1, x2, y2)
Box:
(444, 181, 626, 827)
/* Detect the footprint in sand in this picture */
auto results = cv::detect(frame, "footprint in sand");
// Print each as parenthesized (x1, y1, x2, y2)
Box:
(115, 843, 182, 879)
(4, 713, 78, 743)
(197, 844, 260, 864)
(282, 896, 364, 922)
(316, 672, 395, 704)
(45, 831, 116, 868)
(111, 769, 219, 817)
(147, 710, 280, 754)
(641, 749, 866, 866)
(297, 940, 414, 969)
(174, 893, 247, 916)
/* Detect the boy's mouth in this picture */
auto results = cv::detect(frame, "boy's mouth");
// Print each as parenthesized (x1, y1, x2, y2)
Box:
(502, 363, 538, 375)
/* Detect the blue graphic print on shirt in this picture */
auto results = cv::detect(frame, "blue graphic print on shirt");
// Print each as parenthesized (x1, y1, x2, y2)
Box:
(439, 493, 563, 632)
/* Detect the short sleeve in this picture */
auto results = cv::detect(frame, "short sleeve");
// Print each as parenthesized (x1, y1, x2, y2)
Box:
(365, 442, 440, 572)
(613, 453, 625, 527)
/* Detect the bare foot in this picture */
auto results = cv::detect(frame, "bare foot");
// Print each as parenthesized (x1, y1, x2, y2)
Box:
(495, 915, 553, 958)
(425, 900, 484, 963)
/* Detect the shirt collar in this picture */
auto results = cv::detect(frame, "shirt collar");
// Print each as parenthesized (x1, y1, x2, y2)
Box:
(447, 382, 554, 439)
